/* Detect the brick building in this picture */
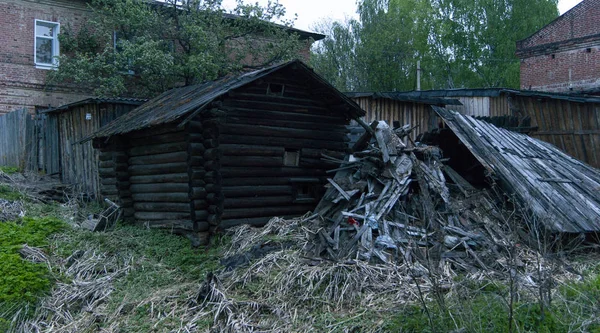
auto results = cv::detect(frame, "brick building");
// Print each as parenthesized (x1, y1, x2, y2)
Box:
(0, 0, 93, 115)
(0, 0, 323, 116)
(516, 0, 600, 93)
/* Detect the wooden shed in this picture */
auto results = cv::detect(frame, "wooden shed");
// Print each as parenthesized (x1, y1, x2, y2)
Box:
(351, 89, 600, 168)
(41, 98, 145, 198)
(346, 92, 462, 141)
(87, 60, 365, 240)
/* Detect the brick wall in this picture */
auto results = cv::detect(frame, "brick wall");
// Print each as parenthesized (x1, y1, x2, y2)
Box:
(0, 0, 318, 115)
(0, 0, 93, 115)
(516, 0, 600, 92)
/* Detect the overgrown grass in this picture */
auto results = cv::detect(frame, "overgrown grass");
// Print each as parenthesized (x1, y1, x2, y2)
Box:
(0, 217, 66, 330)
(0, 166, 19, 174)
(0, 184, 22, 201)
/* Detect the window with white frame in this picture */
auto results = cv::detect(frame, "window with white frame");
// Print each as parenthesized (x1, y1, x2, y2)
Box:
(35, 20, 60, 69)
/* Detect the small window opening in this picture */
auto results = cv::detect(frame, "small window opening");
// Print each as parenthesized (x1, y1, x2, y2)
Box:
(551, 54, 555, 59)
(586, 48, 592, 53)
(291, 177, 321, 203)
(267, 83, 285, 96)
(283, 148, 300, 166)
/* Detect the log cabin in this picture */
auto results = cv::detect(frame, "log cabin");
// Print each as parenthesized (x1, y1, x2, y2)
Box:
(87, 60, 365, 242)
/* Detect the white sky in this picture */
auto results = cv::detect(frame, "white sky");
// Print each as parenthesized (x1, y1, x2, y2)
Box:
(223, 0, 584, 32)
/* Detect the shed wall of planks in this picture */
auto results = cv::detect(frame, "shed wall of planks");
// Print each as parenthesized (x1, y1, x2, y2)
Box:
(512, 96, 600, 168)
(0, 109, 38, 171)
(50, 103, 135, 198)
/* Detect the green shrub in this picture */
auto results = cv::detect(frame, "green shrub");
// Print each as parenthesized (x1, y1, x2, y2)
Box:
(0, 166, 19, 174)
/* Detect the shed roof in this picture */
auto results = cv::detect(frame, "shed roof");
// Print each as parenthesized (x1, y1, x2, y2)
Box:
(433, 106, 600, 233)
(89, 60, 365, 140)
(345, 92, 462, 106)
(349, 88, 600, 104)
(43, 97, 147, 114)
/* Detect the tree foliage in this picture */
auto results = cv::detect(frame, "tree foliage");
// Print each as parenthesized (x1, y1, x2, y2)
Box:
(311, 0, 558, 91)
(49, 0, 305, 98)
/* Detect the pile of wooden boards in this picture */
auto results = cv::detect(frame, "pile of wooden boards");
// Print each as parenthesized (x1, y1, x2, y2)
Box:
(311, 121, 518, 270)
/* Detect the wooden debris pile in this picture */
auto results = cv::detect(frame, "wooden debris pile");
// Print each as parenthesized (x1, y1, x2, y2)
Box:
(311, 121, 516, 270)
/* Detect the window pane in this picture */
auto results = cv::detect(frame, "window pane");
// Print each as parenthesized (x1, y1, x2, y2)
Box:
(36, 38, 53, 64)
(36, 23, 55, 37)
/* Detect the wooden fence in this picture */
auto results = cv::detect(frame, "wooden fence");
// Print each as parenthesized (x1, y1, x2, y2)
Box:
(0, 109, 39, 171)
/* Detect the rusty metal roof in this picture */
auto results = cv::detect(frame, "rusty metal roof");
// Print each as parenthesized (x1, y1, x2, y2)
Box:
(42, 98, 147, 114)
(89, 60, 365, 140)
(433, 106, 600, 233)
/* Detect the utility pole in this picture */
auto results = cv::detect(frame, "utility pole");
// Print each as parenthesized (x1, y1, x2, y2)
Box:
(417, 60, 421, 91)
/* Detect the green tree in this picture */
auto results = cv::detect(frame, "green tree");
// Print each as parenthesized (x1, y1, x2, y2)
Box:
(49, 0, 305, 98)
(311, 0, 558, 91)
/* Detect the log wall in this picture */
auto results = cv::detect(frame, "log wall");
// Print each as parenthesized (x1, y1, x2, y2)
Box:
(125, 124, 195, 232)
(214, 70, 350, 229)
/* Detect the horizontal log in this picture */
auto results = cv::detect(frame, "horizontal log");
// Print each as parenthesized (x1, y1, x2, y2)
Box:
(208, 204, 223, 214)
(203, 148, 221, 160)
(187, 120, 203, 132)
(224, 195, 294, 208)
(203, 139, 219, 148)
(220, 167, 326, 178)
(220, 144, 284, 157)
(219, 217, 272, 229)
(205, 184, 221, 193)
(190, 170, 206, 180)
(190, 187, 207, 199)
(219, 134, 346, 151)
(225, 115, 349, 133)
(128, 162, 188, 175)
(113, 154, 129, 164)
(301, 148, 346, 159)
(128, 151, 188, 165)
(194, 210, 209, 220)
(223, 185, 293, 197)
(220, 106, 348, 125)
(299, 157, 340, 169)
(189, 156, 205, 167)
(119, 192, 133, 200)
(193, 200, 209, 210)
(221, 177, 296, 187)
(101, 188, 119, 196)
(221, 205, 314, 220)
(98, 168, 115, 177)
(128, 124, 181, 139)
(129, 173, 189, 184)
(134, 211, 191, 220)
(204, 160, 220, 171)
(188, 133, 204, 143)
(101, 178, 117, 186)
(221, 156, 283, 167)
(99, 160, 115, 169)
(133, 202, 191, 212)
(195, 221, 210, 232)
(128, 142, 187, 157)
(206, 193, 224, 204)
(188, 143, 206, 155)
(128, 132, 186, 146)
(131, 192, 190, 202)
(190, 179, 207, 187)
(130, 183, 189, 193)
(138, 220, 195, 231)
(202, 127, 219, 140)
(99, 152, 114, 161)
(204, 171, 222, 184)
(221, 123, 349, 142)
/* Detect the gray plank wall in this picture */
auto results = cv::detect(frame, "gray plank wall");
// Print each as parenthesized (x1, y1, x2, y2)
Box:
(0, 109, 37, 170)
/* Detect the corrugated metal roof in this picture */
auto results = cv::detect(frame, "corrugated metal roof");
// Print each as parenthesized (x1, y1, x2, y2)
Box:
(42, 98, 147, 114)
(346, 92, 463, 106)
(349, 89, 600, 104)
(433, 106, 600, 233)
(89, 60, 365, 140)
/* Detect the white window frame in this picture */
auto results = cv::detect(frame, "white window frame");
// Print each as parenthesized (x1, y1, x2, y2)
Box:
(34, 19, 60, 69)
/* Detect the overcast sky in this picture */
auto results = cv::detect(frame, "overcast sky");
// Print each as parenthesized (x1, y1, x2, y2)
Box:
(223, 0, 584, 32)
